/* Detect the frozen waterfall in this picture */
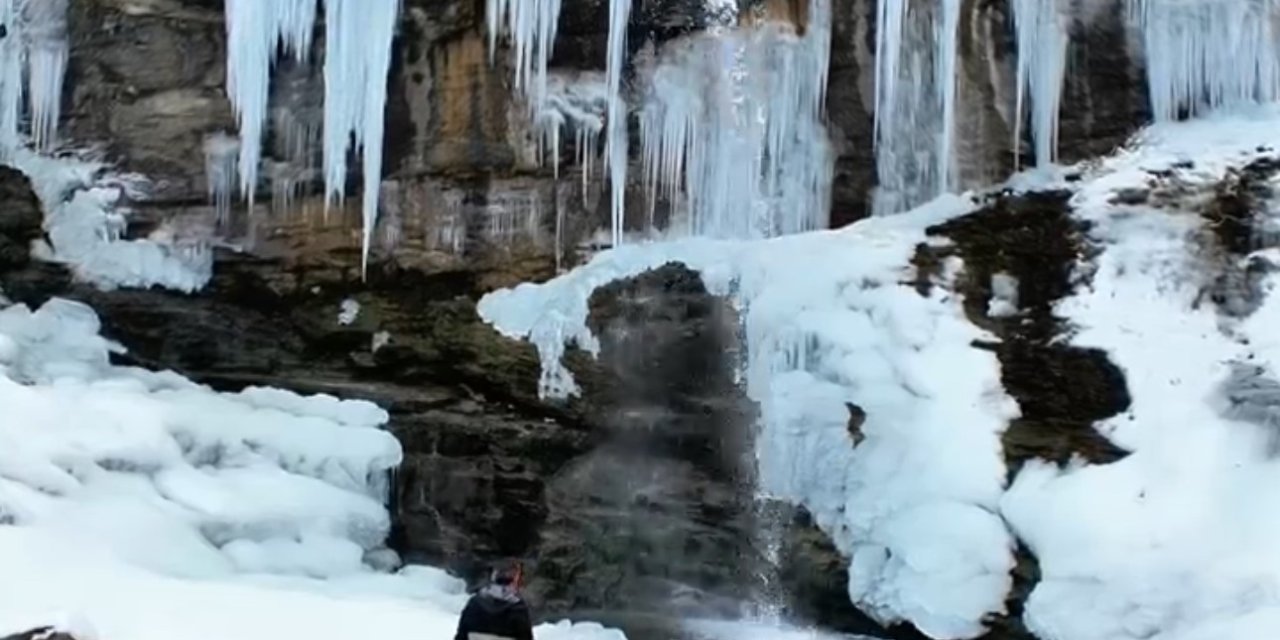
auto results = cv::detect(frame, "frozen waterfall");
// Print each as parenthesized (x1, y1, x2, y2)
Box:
(223, 0, 400, 276)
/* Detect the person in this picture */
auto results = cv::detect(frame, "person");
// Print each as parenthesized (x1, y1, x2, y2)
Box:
(454, 559, 534, 640)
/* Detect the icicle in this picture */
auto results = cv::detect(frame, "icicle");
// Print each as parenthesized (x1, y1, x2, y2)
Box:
(204, 132, 241, 225)
(1012, 0, 1067, 169)
(1127, 0, 1280, 121)
(605, 0, 631, 246)
(224, 0, 316, 207)
(23, 0, 68, 152)
(319, 0, 401, 276)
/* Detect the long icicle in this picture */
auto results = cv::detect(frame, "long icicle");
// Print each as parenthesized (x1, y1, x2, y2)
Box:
(605, 0, 632, 246)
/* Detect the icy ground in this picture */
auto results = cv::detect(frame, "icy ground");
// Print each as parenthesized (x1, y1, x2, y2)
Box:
(480, 105, 1280, 639)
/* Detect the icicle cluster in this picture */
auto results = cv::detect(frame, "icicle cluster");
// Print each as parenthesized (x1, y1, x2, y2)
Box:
(485, 0, 634, 244)
(1012, 0, 1067, 169)
(223, 0, 400, 275)
(1127, 0, 1280, 121)
(485, 0, 562, 114)
(637, 0, 832, 240)
(0, 0, 69, 155)
(872, 0, 962, 216)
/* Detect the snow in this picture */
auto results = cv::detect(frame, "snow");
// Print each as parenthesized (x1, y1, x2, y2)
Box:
(13, 149, 213, 292)
(479, 193, 1019, 637)
(1000, 105, 1280, 640)
(0, 296, 627, 640)
(338, 298, 361, 325)
(987, 273, 1019, 318)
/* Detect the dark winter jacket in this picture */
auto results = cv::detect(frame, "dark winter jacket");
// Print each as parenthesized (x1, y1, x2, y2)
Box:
(454, 584, 534, 640)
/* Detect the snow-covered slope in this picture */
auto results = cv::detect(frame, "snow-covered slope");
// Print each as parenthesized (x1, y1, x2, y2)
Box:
(479, 106, 1280, 639)
(0, 297, 624, 640)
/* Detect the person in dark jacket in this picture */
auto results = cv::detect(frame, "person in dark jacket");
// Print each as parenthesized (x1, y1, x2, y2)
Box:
(454, 559, 534, 640)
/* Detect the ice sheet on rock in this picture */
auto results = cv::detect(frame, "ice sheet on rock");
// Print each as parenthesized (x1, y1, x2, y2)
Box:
(479, 194, 1019, 636)
(1001, 106, 1280, 640)
(11, 149, 213, 292)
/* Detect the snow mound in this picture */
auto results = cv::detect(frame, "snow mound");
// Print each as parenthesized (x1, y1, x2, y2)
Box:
(0, 297, 623, 640)
(479, 194, 1019, 638)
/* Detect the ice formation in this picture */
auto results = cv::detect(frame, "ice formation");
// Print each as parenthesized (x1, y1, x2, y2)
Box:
(15, 149, 213, 292)
(485, 0, 562, 115)
(22, 0, 68, 152)
(872, 0, 963, 215)
(0, 0, 70, 154)
(604, 0, 631, 246)
(1012, 0, 1067, 169)
(223, 0, 399, 274)
(204, 133, 241, 226)
(637, 0, 832, 240)
(537, 71, 608, 185)
(485, 0, 608, 194)
(1127, 0, 1280, 121)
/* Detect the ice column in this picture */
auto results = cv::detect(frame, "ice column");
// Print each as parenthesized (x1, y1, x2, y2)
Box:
(1013, 0, 1067, 169)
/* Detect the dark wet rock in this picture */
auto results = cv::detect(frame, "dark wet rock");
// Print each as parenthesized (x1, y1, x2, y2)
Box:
(0, 166, 42, 272)
(0, 629, 77, 640)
